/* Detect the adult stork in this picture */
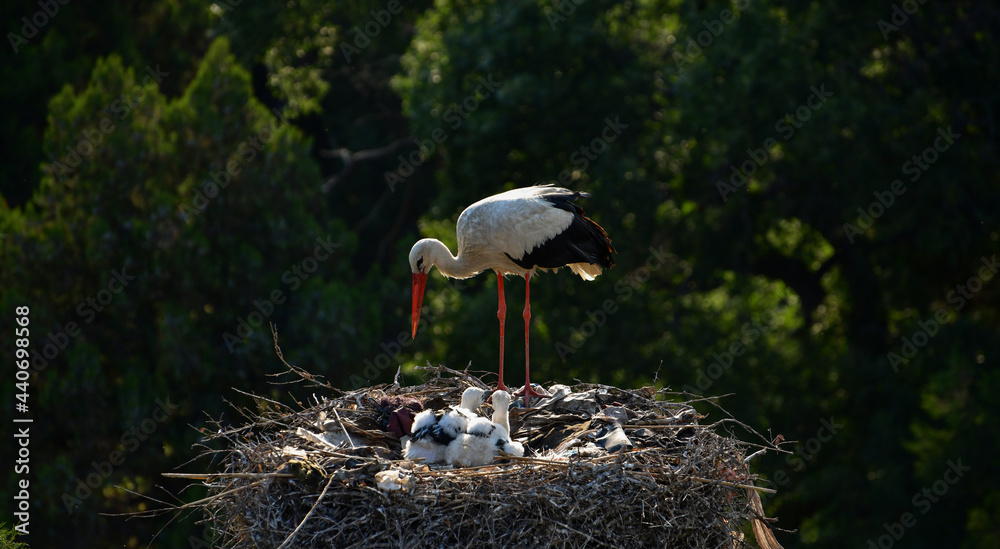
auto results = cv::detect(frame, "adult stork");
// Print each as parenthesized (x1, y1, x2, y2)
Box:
(408, 185, 616, 406)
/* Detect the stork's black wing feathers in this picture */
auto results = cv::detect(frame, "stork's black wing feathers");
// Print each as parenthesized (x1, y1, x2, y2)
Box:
(428, 424, 458, 445)
(410, 410, 457, 445)
(507, 188, 616, 271)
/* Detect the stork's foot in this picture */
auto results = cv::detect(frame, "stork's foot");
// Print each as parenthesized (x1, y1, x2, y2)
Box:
(515, 383, 550, 408)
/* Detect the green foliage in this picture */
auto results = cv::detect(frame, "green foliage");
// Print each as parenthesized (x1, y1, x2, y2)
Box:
(0, 523, 28, 549)
(0, 0, 212, 207)
(1, 36, 347, 546)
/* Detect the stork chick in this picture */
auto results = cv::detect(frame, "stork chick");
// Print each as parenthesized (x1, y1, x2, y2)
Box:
(404, 387, 488, 464)
(445, 390, 524, 467)
(492, 390, 524, 458)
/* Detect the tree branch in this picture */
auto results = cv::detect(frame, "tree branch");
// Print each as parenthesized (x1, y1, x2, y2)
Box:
(320, 136, 417, 193)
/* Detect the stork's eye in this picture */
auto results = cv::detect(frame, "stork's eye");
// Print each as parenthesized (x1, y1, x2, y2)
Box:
(416, 257, 424, 270)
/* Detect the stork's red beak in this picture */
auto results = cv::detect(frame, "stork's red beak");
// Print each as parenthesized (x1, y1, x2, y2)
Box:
(411, 272, 428, 339)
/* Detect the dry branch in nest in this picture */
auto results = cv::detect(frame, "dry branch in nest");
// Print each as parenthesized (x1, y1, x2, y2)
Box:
(178, 360, 786, 548)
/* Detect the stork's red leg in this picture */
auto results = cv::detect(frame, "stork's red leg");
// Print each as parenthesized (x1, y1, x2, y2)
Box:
(523, 272, 529, 396)
(496, 270, 508, 392)
(516, 272, 548, 407)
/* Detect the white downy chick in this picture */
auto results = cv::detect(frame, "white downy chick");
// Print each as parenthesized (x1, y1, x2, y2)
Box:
(491, 390, 524, 458)
(446, 390, 523, 466)
(404, 387, 488, 463)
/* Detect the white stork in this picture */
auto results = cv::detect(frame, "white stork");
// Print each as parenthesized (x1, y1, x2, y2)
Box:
(408, 185, 616, 406)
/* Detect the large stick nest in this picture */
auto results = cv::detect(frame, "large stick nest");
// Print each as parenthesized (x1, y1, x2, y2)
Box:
(186, 363, 785, 549)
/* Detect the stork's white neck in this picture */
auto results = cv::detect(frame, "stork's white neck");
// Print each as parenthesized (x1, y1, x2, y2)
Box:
(413, 238, 494, 279)
(492, 395, 511, 434)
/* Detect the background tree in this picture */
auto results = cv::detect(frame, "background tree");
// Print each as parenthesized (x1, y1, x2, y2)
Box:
(2, 37, 349, 546)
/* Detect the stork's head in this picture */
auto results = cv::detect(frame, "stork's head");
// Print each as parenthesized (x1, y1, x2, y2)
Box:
(490, 390, 512, 411)
(460, 387, 490, 410)
(408, 239, 434, 339)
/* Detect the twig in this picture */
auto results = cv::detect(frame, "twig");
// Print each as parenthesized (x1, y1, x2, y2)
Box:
(551, 519, 614, 548)
(331, 407, 356, 449)
(162, 472, 294, 480)
(415, 362, 490, 389)
(744, 448, 769, 464)
(276, 474, 336, 549)
(623, 424, 712, 429)
(268, 323, 331, 388)
(681, 475, 776, 494)
(174, 481, 263, 510)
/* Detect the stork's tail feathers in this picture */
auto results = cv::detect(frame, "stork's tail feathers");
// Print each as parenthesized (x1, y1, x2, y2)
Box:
(568, 262, 605, 281)
(562, 199, 616, 278)
(577, 210, 616, 270)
